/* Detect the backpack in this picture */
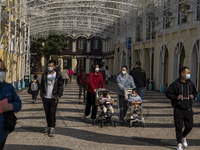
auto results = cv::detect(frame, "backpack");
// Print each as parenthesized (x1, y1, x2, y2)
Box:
(31, 82, 38, 91)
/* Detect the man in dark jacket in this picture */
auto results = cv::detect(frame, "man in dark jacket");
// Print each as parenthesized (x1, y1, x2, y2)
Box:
(40, 60, 63, 137)
(165, 66, 197, 150)
(130, 61, 146, 100)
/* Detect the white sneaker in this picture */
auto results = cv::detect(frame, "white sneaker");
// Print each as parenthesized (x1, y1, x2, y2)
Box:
(177, 143, 182, 150)
(182, 137, 188, 147)
(48, 127, 55, 137)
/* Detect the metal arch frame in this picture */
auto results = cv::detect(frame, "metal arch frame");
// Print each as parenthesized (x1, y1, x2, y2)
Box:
(30, 20, 117, 32)
(27, 10, 121, 23)
(30, 19, 117, 28)
(30, 27, 115, 38)
(10, 0, 144, 38)
(13, 0, 140, 16)
(31, 25, 115, 36)
(28, 14, 117, 25)
(30, 26, 114, 38)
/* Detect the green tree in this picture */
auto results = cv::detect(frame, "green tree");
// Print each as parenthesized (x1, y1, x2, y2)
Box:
(31, 34, 68, 59)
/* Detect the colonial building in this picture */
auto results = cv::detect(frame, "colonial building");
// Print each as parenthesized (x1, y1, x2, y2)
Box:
(0, 0, 30, 90)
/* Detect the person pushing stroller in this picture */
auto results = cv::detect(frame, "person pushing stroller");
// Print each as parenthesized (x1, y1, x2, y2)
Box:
(99, 91, 114, 117)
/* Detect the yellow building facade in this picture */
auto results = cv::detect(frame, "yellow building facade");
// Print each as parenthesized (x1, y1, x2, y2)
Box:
(0, 0, 30, 90)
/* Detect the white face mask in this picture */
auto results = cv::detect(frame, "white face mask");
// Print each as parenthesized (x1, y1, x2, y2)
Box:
(132, 94, 137, 97)
(122, 71, 127, 75)
(95, 68, 99, 72)
(186, 74, 191, 80)
(48, 66, 54, 72)
(0, 71, 6, 82)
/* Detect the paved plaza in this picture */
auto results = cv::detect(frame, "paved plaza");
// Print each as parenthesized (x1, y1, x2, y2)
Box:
(4, 79, 200, 150)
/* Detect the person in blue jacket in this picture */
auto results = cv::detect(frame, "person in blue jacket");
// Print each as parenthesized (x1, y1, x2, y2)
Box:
(116, 65, 136, 123)
(0, 59, 22, 150)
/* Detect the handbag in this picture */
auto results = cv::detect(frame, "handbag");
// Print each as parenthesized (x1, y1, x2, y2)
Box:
(4, 111, 17, 134)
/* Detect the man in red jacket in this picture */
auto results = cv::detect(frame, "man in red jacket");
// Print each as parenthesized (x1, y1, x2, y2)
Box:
(82, 64, 105, 123)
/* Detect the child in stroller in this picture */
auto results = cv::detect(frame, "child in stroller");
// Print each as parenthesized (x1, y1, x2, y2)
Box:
(128, 88, 143, 120)
(99, 91, 114, 117)
(124, 88, 145, 127)
(94, 89, 116, 127)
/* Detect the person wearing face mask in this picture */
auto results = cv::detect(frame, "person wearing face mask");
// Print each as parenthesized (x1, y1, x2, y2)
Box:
(82, 64, 105, 124)
(165, 66, 197, 150)
(40, 60, 63, 137)
(116, 65, 136, 124)
(0, 59, 21, 150)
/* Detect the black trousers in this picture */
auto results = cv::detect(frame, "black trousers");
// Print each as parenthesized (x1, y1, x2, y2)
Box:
(85, 92, 97, 119)
(42, 98, 58, 127)
(0, 141, 5, 150)
(32, 94, 38, 101)
(63, 79, 68, 86)
(174, 108, 193, 143)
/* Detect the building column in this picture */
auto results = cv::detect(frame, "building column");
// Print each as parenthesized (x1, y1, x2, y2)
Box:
(22, 23, 27, 88)
(86, 58, 90, 74)
(87, 39, 91, 53)
(102, 39, 106, 53)
(7, 11, 11, 83)
(41, 56, 46, 72)
(72, 56, 77, 73)
(18, 21, 22, 90)
(60, 56, 64, 71)
(72, 39, 76, 52)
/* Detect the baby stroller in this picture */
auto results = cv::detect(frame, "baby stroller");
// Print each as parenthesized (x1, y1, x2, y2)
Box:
(94, 88, 116, 128)
(124, 88, 145, 127)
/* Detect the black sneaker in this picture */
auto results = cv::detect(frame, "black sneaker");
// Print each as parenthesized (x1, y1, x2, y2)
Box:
(48, 127, 55, 137)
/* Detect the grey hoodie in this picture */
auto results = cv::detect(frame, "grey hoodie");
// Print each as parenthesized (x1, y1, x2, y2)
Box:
(116, 73, 136, 96)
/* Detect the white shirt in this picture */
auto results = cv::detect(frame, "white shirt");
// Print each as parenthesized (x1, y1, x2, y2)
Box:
(45, 72, 56, 98)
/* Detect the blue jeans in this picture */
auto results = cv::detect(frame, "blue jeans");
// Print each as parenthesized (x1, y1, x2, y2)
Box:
(137, 87, 144, 100)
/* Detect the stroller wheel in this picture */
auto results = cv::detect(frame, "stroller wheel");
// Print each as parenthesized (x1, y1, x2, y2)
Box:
(92, 119, 96, 125)
(101, 122, 103, 128)
(140, 120, 145, 127)
(113, 121, 116, 127)
(130, 121, 134, 127)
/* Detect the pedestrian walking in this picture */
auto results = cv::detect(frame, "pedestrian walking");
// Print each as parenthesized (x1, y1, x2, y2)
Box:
(62, 68, 69, 86)
(116, 65, 136, 123)
(165, 66, 197, 150)
(28, 74, 40, 103)
(130, 61, 146, 100)
(105, 66, 111, 85)
(82, 64, 105, 124)
(40, 60, 63, 137)
(77, 67, 88, 103)
(68, 68, 74, 84)
(0, 59, 22, 150)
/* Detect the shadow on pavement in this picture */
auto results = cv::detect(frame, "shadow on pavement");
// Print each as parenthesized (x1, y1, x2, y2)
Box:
(15, 126, 198, 147)
(4, 144, 73, 150)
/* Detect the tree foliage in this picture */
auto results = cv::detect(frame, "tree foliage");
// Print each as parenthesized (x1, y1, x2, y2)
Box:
(30, 34, 68, 58)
